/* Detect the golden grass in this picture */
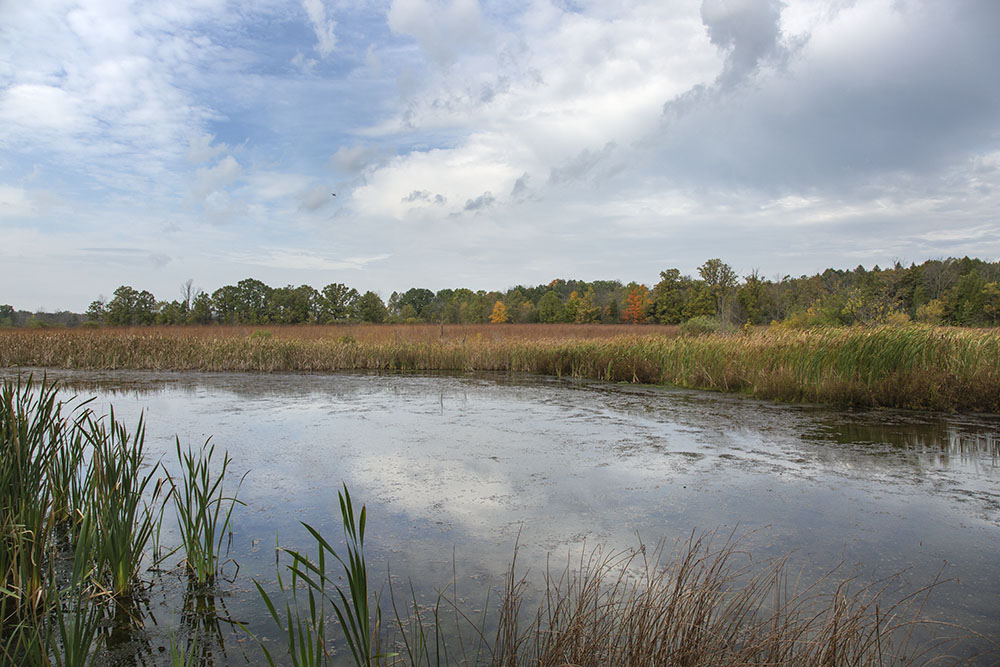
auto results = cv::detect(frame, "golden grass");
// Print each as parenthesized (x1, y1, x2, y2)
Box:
(2, 324, 998, 411)
(383, 531, 983, 666)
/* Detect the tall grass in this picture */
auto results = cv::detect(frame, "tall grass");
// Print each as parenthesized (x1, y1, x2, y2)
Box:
(484, 532, 947, 666)
(86, 411, 165, 596)
(255, 485, 386, 666)
(4, 324, 999, 410)
(256, 514, 981, 666)
(0, 376, 228, 665)
(170, 439, 244, 585)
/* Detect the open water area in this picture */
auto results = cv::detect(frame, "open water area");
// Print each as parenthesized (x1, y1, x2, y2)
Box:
(4, 368, 999, 664)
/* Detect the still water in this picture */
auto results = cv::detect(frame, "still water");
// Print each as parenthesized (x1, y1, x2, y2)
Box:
(9, 369, 1000, 663)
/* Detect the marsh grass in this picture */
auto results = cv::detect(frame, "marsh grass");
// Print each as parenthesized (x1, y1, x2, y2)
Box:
(255, 485, 389, 667)
(0, 376, 211, 665)
(478, 532, 955, 666)
(170, 438, 244, 585)
(258, 518, 982, 667)
(86, 411, 165, 596)
(4, 324, 999, 410)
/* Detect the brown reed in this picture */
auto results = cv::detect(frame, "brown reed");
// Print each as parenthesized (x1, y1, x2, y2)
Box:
(381, 530, 983, 666)
(2, 324, 998, 411)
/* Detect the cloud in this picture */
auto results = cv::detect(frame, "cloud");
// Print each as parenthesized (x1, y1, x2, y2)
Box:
(463, 191, 495, 211)
(548, 142, 618, 186)
(649, 0, 1000, 195)
(402, 190, 430, 202)
(330, 144, 380, 174)
(149, 253, 172, 269)
(299, 185, 334, 211)
(700, 0, 789, 87)
(302, 0, 337, 56)
(510, 173, 530, 200)
(0, 84, 92, 135)
(0, 186, 40, 218)
(226, 249, 391, 271)
(401, 189, 447, 204)
(192, 156, 242, 201)
(387, 0, 487, 66)
(186, 134, 227, 163)
(3, 0, 1000, 313)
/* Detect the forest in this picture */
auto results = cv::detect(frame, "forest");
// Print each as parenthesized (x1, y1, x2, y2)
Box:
(3, 256, 999, 329)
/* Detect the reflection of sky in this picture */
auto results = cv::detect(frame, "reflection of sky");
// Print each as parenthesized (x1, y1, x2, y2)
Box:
(5, 368, 1000, 653)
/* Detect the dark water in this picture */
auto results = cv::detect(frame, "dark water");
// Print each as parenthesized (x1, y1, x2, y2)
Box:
(6, 369, 999, 663)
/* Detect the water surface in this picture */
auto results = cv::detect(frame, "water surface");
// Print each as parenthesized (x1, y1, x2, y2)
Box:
(8, 369, 999, 663)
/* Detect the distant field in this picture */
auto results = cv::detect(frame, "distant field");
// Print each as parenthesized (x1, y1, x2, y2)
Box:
(2, 324, 998, 412)
(12, 322, 682, 341)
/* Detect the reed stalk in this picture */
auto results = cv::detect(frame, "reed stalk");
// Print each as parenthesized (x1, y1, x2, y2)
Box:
(256, 485, 388, 666)
(85, 410, 165, 596)
(0, 376, 168, 665)
(170, 439, 244, 585)
(4, 324, 998, 410)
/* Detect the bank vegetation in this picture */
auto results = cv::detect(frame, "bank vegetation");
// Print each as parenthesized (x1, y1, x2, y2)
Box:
(2, 324, 998, 412)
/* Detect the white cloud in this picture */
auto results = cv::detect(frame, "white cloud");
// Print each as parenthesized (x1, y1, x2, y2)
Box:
(302, 0, 337, 55)
(0, 84, 92, 135)
(352, 133, 524, 220)
(2, 0, 999, 311)
(192, 156, 242, 201)
(330, 144, 381, 173)
(0, 186, 42, 219)
(186, 134, 227, 163)
(226, 249, 391, 271)
(387, 0, 487, 66)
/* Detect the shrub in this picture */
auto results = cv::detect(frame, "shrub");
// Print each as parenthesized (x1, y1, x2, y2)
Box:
(679, 315, 721, 336)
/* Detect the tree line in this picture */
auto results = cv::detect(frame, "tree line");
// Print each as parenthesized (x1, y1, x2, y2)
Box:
(2, 257, 999, 329)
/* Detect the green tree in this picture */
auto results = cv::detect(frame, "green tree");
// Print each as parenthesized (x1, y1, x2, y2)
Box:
(737, 270, 766, 324)
(318, 283, 359, 322)
(356, 291, 387, 323)
(574, 287, 601, 323)
(537, 291, 564, 323)
(271, 285, 319, 324)
(397, 288, 434, 320)
(983, 282, 1000, 325)
(156, 300, 186, 325)
(399, 304, 419, 321)
(949, 271, 987, 325)
(105, 286, 156, 326)
(211, 285, 239, 323)
(188, 291, 214, 324)
(86, 298, 107, 325)
(651, 269, 687, 324)
(236, 278, 273, 323)
(698, 259, 737, 322)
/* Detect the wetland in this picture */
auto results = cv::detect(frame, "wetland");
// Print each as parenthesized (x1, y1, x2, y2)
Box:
(2, 368, 999, 664)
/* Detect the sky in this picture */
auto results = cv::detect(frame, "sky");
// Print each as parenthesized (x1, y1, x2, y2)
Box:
(1, 0, 999, 312)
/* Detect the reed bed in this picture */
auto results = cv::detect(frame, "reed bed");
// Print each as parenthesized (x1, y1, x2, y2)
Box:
(260, 519, 979, 667)
(0, 376, 242, 665)
(477, 532, 957, 667)
(3, 325, 999, 411)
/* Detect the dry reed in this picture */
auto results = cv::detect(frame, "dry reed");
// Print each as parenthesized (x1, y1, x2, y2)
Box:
(383, 531, 981, 666)
(2, 324, 999, 411)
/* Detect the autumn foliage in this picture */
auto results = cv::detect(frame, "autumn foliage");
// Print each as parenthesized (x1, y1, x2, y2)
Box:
(489, 300, 509, 324)
(621, 284, 651, 324)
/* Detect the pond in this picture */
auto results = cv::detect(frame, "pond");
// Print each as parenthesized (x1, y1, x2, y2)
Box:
(6, 369, 999, 663)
